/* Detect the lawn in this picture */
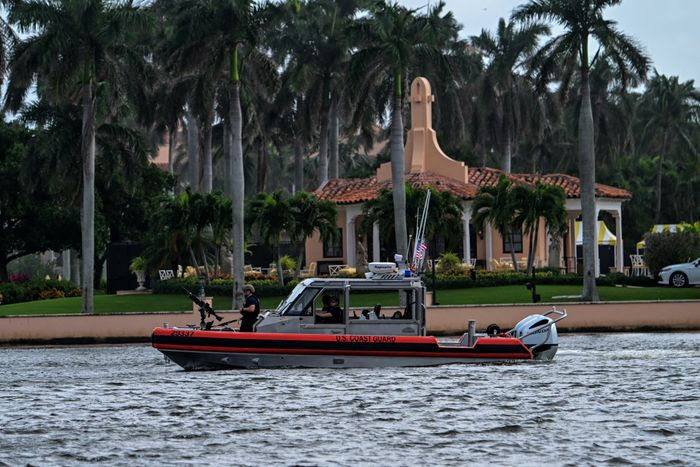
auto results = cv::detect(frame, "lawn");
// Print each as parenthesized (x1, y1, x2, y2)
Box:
(1, 284, 699, 316)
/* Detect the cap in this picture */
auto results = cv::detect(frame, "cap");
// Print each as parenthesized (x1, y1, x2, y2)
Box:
(243, 284, 255, 293)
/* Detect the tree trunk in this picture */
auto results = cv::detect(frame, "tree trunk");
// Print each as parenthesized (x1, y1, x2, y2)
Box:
(528, 222, 540, 274)
(80, 82, 96, 315)
(317, 78, 330, 188)
(185, 107, 200, 192)
(200, 109, 214, 193)
(257, 138, 268, 193)
(329, 93, 339, 179)
(294, 140, 304, 193)
(579, 70, 599, 302)
(223, 125, 232, 198)
(509, 231, 519, 272)
(275, 244, 285, 287)
(391, 94, 408, 258)
(295, 244, 305, 280)
(548, 233, 562, 269)
(167, 127, 176, 175)
(230, 82, 245, 309)
(198, 244, 210, 285)
(502, 133, 512, 174)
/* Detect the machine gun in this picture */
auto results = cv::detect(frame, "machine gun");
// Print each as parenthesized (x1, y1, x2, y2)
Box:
(183, 287, 223, 329)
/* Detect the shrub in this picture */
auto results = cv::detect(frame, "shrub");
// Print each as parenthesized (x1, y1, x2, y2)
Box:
(129, 256, 147, 272)
(436, 252, 465, 275)
(152, 277, 298, 298)
(244, 270, 265, 281)
(280, 255, 296, 271)
(9, 273, 30, 283)
(38, 288, 65, 300)
(0, 279, 80, 305)
(644, 231, 700, 276)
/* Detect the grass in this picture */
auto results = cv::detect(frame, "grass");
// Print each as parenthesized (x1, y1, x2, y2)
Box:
(1, 284, 699, 316)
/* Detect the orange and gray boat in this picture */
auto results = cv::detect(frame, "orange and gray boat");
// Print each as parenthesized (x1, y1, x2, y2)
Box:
(152, 264, 566, 370)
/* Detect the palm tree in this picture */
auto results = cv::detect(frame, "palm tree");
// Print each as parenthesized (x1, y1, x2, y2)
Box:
(513, 0, 650, 301)
(361, 184, 463, 264)
(165, 0, 271, 307)
(513, 182, 567, 274)
(4, 0, 152, 314)
(471, 176, 522, 272)
(470, 18, 549, 173)
(287, 191, 338, 279)
(271, 0, 362, 186)
(349, 1, 464, 260)
(0, 11, 18, 89)
(245, 191, 293, 286)
(638, 73, 700, 223)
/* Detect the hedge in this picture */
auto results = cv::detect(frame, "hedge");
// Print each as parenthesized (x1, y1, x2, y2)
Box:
(151, 276, 299, 297)
(150, 269, 657, 296)
(0, 279, 81, 305)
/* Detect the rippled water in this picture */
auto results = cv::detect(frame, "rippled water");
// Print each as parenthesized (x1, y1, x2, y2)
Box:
(1, 333, 699, 466)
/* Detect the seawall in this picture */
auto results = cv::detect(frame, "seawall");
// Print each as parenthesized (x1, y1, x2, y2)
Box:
(1, 300, 698, 345)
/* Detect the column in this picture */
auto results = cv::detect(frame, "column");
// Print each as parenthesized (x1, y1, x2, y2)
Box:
(62, 249, 71, 281)
(462, 212, 472, 263)
(485, 223, 493, 270)
(346, 216, 356, 267)
(595, 209, 601, 277)
(614, 209, 624, 273)
(372, 222, 380, 262)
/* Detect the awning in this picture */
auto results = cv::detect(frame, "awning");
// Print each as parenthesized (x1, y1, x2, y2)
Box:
(575, 221, 617, 246)
(636, 224, 685, 249)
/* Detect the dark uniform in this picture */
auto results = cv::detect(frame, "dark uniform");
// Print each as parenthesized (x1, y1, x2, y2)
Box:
(240, 293, 260, 332)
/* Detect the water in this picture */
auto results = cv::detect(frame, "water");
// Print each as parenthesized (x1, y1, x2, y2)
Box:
(1, 333, 699, 466)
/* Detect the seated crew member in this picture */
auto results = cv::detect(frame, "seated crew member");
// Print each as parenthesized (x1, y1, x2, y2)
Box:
(315, 295, 343, 324)
(239, 284, 260, 332)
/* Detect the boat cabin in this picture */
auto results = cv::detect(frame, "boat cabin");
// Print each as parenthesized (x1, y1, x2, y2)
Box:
(255, 275, 427, 337)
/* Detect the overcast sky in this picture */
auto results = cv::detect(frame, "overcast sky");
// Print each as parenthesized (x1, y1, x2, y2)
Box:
(398, 0, 699, 86)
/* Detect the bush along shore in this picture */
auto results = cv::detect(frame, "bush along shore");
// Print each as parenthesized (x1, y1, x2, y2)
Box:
(0, 269, 659, 307)
(151, 269, 658, 297)
(0, 279, 81, 305)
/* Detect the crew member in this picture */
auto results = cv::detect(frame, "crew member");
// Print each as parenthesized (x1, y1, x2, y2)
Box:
(240, 284, 260, 332)
(316, 295, 343, 324)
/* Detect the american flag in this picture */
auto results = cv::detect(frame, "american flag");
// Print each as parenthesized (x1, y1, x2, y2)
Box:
(414, 241, 428, 261)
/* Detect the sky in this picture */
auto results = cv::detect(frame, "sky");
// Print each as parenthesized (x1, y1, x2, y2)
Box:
(399, 0, 700, 86)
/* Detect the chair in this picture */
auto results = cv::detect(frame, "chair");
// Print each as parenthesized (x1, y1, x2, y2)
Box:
(328, 264, 347, 276)
(490, 259, 510, 272)
(300, 262, 317, 278)
(158, 269, 175, 280)
(630, 254, 645, 277)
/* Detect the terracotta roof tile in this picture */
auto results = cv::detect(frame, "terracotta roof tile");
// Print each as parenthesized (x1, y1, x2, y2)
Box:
(315, 168, 632, 204)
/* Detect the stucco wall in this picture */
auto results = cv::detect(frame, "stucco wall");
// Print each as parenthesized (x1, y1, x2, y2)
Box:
(1, 301, 697, 344)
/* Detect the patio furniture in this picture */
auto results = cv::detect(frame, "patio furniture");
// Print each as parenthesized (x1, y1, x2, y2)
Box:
(630, 254, 648, 277)
(328, 264, 348, 276)
(300, 262, 317, 278)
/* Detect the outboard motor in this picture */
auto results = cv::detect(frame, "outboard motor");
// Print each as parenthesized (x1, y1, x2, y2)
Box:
(512, 313, 561, 361)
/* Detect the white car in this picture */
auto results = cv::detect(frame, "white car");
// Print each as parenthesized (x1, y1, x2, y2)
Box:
(658, 258, 700, 287)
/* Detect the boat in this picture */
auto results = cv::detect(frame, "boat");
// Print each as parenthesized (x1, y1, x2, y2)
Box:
(152, 262, 567, 370)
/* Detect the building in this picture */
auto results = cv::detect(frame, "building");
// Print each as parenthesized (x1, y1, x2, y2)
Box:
(308, 77, 631, 276)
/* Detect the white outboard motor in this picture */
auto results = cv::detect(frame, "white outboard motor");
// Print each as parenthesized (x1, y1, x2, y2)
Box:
(512, 313, 561, 360)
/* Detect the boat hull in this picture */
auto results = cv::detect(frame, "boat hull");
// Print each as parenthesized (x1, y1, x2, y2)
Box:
(152, 328, 539, 370)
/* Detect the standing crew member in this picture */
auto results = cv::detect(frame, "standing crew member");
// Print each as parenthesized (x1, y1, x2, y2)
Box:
(240, 284, 260, 332)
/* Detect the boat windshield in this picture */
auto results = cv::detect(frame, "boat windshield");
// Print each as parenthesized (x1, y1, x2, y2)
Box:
(276, 280, 311, 313)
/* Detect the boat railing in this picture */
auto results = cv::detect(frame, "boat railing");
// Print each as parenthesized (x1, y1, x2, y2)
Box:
(511, 307, 567, 351)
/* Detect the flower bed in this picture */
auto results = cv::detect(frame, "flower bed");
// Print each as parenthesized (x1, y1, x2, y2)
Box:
(0, 279, 81, 305)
